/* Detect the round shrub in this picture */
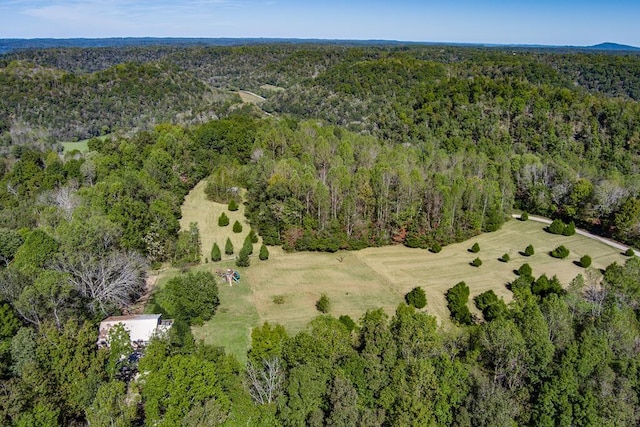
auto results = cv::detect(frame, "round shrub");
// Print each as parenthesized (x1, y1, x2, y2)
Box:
(471, 257, 482, 267)
(232, 220, 243, 233)
(228, 199, 239, 211)
(520, 212, 529, 221)
(316, 294, 330, 313)
(551, 245, 570, 259)
(405, 287, 427, 309)
(500, 253, 510, 262)
(562, 221, 576, 236)
(524, 244, 534, 256)
(430, 243, 442, 253)
(625, 248, 635, 256)
(580, 254, 592, 268)
(470, 242, 480, 253)
(547, 219, 565, 235)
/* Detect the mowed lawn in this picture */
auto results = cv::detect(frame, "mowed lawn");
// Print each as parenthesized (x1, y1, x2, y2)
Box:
(173, 182, 628, 362)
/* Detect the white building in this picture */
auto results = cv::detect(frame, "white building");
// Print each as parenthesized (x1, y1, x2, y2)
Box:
(97, 314, 173, 348)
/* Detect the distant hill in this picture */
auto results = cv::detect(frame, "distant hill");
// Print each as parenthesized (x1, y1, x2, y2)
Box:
(585, 42, 640, 51)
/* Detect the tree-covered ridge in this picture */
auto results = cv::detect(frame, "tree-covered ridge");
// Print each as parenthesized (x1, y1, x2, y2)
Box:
(0, 59, 236, 142)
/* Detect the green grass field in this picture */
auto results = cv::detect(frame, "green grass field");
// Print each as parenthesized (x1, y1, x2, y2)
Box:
(168, 183, 628, 362)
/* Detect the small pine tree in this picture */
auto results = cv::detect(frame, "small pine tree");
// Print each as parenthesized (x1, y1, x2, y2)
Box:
(470, 242, 480, 253)
(500, 253, 510, 262)
(243, 235, 254, 255)
(405, 287, 427, 309)
(430, 243, 442, 253)
(228, 199, 239, 211)
(218, 212, 230, 227)
(249, 229, 259, 243)
(225, 238, 234, 255)
(259, 244, 269, 260)
(236, 247, 250, 267)
(211, 242, 221, 262)
(316, 294, 330, 313)
(520, 212, 529, 221)
(580, 254, 592, 268)
(233, 220, 243, 233)
(471, 257, 482, 267)
(518, 263, 532, 277)
(625, 248, 635, 256)
(524, 244, 534, 256)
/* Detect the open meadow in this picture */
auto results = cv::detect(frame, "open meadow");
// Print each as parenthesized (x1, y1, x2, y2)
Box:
(169, 183, 629, 362)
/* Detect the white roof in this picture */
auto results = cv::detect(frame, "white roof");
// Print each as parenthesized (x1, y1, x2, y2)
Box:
(99, 314, 162, 344)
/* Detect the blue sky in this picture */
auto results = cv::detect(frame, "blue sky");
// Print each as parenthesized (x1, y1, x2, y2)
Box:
(0, 0, 639, 46)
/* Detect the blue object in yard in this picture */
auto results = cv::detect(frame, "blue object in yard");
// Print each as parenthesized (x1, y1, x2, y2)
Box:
(232, 271, 240, 282)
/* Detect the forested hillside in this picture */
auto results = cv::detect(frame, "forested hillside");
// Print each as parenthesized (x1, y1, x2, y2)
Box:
(1, 43, 640, 425)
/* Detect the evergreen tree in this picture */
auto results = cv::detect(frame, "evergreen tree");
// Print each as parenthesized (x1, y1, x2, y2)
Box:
(259, 244, 269, 260)
(228, 199, 239, 211)
(211, 242, 221, 262)
(233, 220, 243, 233)
(218, 212, 230, 227)
(225, 238, 234, 255)
(236, 247, 250, 267)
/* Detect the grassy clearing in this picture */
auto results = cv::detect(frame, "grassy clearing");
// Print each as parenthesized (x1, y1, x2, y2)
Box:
(238, 90, 266, 104)
(178, 180, 260, 263)
(168, 182, 628, 361)
(60, 134, 112, 153)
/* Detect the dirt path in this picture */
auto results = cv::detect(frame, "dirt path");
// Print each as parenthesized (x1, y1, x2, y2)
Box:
(511, 214, 638, 256)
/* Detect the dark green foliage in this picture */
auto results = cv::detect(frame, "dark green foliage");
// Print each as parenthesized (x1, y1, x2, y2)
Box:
(249, 229, 259, 244)
(562, 221, 576, 236)
(471, 257, 482, 267)
(12, 229, 59, 272)
(218, 212, 230, 227)
(532, 274, 564, 297)
(405, 287, 427, 309)
(470, 242, 480, 253)
(316, 294, 330, 313)
(625, 248, 635, 256)
(243, 234, 254, 255)
(228, 199, 239, 211)
(0, 228, 24, 267)
(232, 220, 243, 233)
(446, 281, 473, 325)
(551, 245, 570, 259)
(157, 271, 219, 325)
(518, 263, 533, 277)
(520, 212, 529, 221)
(547, 219, 565, 235)
(210, 242, 221, 262)
(524, 244, 534, 256)
(580, 254, 592, 268)
(500, 253, 510, 262)
(430, 243, 442, 253)
(474, 290, 507, 321)
(224, 237, 233, 255)
(236, 247, 250, 267)
(259, 244, 269, 260)
(173, 222, 201, 265)
(338, 315, 356, 332)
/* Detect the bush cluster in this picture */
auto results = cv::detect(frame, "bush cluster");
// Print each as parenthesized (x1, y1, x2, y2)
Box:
(547, 219, 575, 236)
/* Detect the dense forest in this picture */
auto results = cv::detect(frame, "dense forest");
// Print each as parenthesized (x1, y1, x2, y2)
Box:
(1, 43, 640, 425)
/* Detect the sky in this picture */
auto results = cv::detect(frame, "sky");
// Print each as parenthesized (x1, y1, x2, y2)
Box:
(0, 0, 639, 47)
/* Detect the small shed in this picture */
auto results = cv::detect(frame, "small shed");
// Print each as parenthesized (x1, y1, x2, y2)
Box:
(97, 314, 173, 348)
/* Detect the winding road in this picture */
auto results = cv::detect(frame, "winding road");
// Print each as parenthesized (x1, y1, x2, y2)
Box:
(511, 214, 639, 256)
